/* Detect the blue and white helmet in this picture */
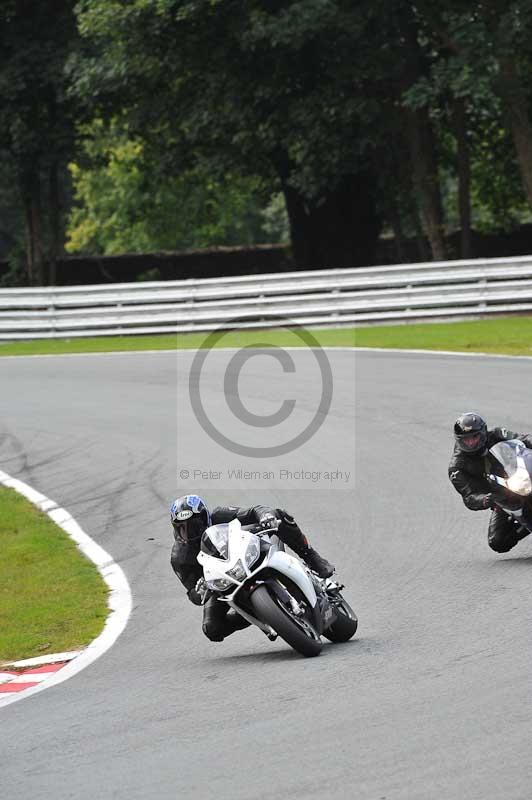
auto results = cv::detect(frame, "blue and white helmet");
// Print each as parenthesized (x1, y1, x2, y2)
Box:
(170, 494, 211, 543)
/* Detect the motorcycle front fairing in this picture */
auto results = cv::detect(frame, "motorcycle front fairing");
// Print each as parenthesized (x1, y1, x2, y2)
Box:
(488, 439, 532, 524)
(198, 518, 320, 635)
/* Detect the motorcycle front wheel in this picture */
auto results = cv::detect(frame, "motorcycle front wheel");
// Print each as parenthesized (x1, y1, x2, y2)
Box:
(250, 584, 322, 657)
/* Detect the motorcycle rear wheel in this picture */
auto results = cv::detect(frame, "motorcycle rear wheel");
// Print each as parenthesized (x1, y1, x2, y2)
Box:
(250, 584, 322, 657)
(323, 598, 358, 643)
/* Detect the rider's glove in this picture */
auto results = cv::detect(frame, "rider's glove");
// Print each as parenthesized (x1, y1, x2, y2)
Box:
(187, 577, 207, 606)
(258, 513, 278, 531)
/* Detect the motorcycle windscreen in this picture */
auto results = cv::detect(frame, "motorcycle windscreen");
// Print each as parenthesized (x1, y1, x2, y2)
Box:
(489, 439, 527, 477)
(200, 523, 229, 559)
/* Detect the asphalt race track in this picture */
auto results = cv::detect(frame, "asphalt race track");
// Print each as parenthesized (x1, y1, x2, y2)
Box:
(1, 348, 531, 800)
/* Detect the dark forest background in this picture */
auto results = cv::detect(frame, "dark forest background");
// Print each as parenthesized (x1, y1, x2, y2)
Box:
(2, 1, 532, 285)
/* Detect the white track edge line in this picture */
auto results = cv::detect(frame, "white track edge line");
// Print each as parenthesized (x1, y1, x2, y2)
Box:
(0, 345, 531, 361)
(0, 471, 132, 709)
(329, 346, 532, 360)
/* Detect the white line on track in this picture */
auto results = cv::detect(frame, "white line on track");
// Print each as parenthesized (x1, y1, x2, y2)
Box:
(336, 346, 532, 360)
(0, 345, 532, 360)
(0, 471, 132, 709)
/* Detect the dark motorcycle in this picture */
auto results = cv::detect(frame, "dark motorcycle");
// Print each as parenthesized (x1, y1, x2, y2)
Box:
(487, 439, 532, 535)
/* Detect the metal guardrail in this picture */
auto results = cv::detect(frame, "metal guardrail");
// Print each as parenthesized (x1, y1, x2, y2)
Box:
(1, 255, 532, 339)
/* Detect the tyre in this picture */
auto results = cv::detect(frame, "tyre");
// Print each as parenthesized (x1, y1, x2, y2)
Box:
(323, 598, 358, 643)
(250, 584, 322, 657)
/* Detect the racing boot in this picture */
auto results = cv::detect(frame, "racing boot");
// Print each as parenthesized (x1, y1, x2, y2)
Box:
(275, 511, 335, 578)
(299, 546, 335, 579)
(223, 610, 252, 637)
(512, 520, 531, 546)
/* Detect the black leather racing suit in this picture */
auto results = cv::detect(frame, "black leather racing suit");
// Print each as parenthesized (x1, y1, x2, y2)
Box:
(448, 427, 532, 552)
(170, 505, 312, 641)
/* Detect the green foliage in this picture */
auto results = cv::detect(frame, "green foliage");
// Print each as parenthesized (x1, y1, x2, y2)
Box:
(0, 0, 83, 282)
(470, 122, 530, 232)
(73, 0, 387, 198)
(66, 120, 288, 254)
(401, 1, 532, 233)
(70, 1, 396, 263)
(3, 0, 532, 277)
(0, 160, 26, 285)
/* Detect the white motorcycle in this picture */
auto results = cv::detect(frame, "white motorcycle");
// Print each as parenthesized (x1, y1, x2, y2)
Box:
(197, 518, 357, 657)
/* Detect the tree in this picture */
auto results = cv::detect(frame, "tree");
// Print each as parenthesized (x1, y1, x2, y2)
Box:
(409, 1, 532, 244)
(394, 4, 448, 260)
(66, 120, 288, 254)
(73, 0, 388, 267)
(0, 0, 82, 284)
(3, 0, 531, 282)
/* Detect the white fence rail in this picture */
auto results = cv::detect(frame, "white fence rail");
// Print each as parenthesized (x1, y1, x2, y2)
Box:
(1, 255, 532, 339)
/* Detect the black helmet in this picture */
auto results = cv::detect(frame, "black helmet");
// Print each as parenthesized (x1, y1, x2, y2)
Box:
(454, 412, 488, 454)
(170, 494, 211, 544)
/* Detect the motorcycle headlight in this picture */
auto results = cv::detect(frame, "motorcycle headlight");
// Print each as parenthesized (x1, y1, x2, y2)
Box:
(507, 471, 532, 496)
(227, 559, 246, 582)
(244, 539, 260, 569)
(206, 577, 233, 591)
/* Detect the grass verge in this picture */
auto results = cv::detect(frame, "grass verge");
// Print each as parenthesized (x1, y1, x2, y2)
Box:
(0, 316, 531, 357)
(352, 316, 532, 355)
(0, 486, 108, 662)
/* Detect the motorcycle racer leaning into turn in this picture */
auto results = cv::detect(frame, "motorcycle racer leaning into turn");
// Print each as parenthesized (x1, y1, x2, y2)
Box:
(448, 412, 532, 553)
(170, 495, 335, 642)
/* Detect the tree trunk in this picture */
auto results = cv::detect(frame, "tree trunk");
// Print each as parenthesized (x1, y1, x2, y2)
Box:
(389, 202, 407, 263)
(497, 55, 532, 208)
(280, 172, 382, 268)
(413, 211, 431, 262)
(48, 161, 60, 286)
(21, 169, 45, 285)
(453, 98, 472, 258)
(399, 8, 447, 262)
(23, 200, 34, 286)
(404, 107, 447, 262)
